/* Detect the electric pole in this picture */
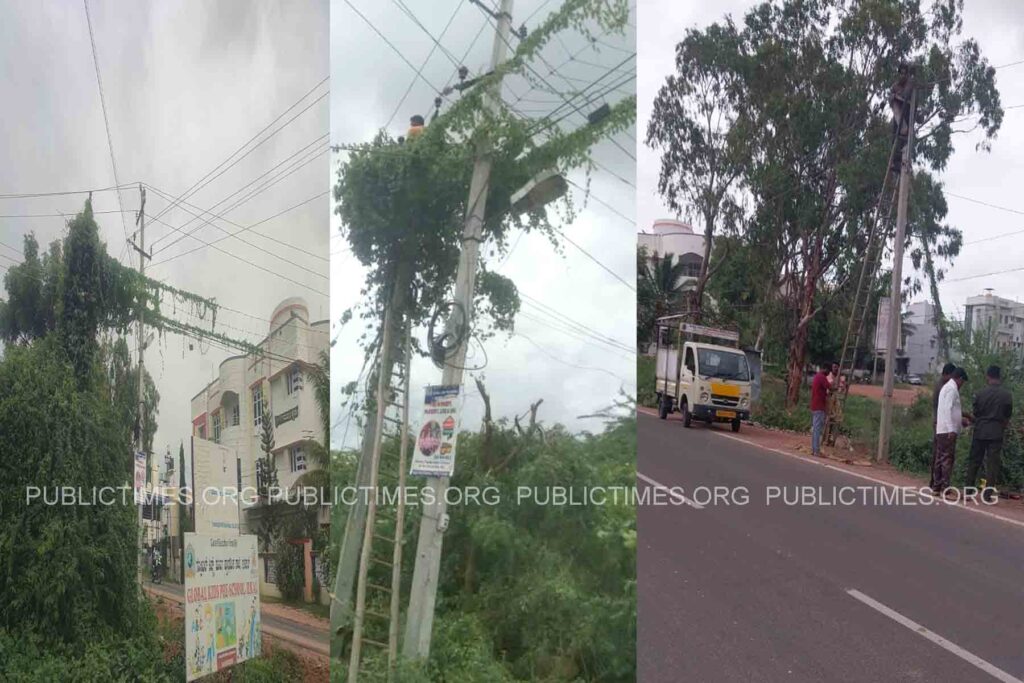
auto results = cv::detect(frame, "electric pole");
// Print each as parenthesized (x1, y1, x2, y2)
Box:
(131, 183, 149, 587)
(403, 0, 515, 660)
(877, 81, 916, 463)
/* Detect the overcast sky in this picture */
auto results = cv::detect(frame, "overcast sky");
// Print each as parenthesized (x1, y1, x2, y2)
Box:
(330, 0, 637, 448)
(639, 0, 1024, 318)
(0, 0, 329, 478)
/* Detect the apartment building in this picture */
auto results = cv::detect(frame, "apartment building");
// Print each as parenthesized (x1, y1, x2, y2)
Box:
(189, 297, 329, 533)
(964, 289, 1024, 355)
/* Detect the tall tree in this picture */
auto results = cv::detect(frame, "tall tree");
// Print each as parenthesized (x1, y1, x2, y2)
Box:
(647, 23, 745, 320)
(686, 0, 1001, 406)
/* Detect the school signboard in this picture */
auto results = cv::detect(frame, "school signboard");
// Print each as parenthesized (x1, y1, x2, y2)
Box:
(184, 533, 260, 681)
(410, 384, 461, 477)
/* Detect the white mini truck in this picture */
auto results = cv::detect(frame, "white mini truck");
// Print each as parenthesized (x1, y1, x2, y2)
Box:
(653, 317, 752, 432)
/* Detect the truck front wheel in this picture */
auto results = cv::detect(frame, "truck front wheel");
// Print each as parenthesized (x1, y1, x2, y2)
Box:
(681, 400, 692, 428)
(731, 418, 741, 433)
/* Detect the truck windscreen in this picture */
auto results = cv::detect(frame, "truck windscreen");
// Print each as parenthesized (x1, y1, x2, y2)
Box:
(697, 349, 750, 381)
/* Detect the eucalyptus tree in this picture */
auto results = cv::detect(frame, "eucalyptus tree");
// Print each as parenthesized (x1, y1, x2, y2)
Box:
(694, 0, 1002, 406)
(646, 23, 746, 321)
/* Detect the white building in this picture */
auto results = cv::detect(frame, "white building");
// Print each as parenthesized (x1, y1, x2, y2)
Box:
(190, 297, 329, 529)
(637, 218, 706, 277)
(902, 301, 942, 376)
(964, 290, 1024, 355)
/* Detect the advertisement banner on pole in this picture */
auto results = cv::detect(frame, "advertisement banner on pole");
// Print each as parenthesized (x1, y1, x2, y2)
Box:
(410, 384, 461, 477)
(874, 297, 902, 353)
(184, 533, 260, 681)
(134, 451, 147, 503)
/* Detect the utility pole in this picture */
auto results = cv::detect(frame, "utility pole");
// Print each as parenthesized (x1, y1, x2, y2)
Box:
(877, 82, 916, 463)
(131, 184, 149, 587)
(403, 0, 515, 660)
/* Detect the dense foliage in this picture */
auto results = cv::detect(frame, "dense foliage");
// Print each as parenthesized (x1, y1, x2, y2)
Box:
(334, 0, 634, 357)
(272, 537, 306, 603)
(0, 203, 165, 675)
(331, 412, 636, 681)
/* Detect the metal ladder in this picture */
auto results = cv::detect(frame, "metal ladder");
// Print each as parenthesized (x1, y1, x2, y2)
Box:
(348, 320, 412, 682)
(824, 132, 904, 447)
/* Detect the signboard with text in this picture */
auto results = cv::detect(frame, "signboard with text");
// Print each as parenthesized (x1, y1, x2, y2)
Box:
(184, 533, 260, 681)
(192, 438, 240, 534)
(410, 384, 461, 477)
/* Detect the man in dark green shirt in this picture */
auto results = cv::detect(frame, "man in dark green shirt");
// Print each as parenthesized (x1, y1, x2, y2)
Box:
(966, 365, 1013, 502)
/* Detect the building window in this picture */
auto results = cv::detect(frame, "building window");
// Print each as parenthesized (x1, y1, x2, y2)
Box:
(286, 365, 302, 395)
(253, 385, 264, 428)
(212, 412, 222, 443)
(231, 403, 240, 427)
(198, 424, 206, 440)
(290, 446, 307, 473)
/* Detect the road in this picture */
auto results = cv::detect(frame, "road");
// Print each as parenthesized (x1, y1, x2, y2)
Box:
(145, 581, 329, 657)
(638, 411, 1024, 683)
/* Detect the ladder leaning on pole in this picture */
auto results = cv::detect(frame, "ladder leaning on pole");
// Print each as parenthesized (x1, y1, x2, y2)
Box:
(348, 318, 413, 682)
(824, 126, 905, 447)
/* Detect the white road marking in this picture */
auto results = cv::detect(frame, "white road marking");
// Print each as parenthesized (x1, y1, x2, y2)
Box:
(846, 589, 1023, 683)
(636, 472, 704, 509)
(638, 410, 1024, 531)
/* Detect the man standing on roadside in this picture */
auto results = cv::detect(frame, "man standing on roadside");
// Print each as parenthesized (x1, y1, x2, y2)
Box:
(810, 363, 832, 457)
(965, 365, 1013, 503)
(929, 363, 957, 489)
(933, 367, 970, 494)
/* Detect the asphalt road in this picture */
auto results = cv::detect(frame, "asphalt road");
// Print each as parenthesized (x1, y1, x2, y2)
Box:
(145, 581, 329, 656)
(638, 411, 1024, 683)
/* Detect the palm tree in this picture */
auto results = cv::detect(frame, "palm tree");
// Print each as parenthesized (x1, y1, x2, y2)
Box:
(642, 251, 699, 319)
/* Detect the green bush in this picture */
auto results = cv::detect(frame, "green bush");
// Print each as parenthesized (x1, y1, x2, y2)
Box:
(637, 355, 656, 408)
(0, 628, 172, 682)
(272, 537, 306, 602)
(229, 647, 302, 682)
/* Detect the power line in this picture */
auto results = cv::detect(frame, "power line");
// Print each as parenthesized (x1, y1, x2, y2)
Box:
(83, 0, 130, 248)
(556, 227, 635, 292)
(0, 209, 132, 218)
(143, 194, 327, 283)
(520, 291, 634, 352)
(0, 184, 135, 200)
(946, 190, 1024, 216)
(147, 189, 328, 268)
(943, 265, 1024, 284)
(149, 77, 328, 230)
(341, 0, 443, 96)
(564, 177, 632, 224)
(152, 133, 328, 250)
(145, 144, 329, 261)
(513, 331, 633, 385)
(139, 207, 328, 298)
(384, 0, 464, 130)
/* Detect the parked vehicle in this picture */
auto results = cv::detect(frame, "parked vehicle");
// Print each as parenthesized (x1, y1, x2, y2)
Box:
(906, 374, 923, 386)
(654, 317, 752, 432)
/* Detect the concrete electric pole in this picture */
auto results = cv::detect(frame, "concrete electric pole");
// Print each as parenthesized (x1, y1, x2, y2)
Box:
(877, 81, 916, 463)
(402, 0, 515, 660)
(131, 183, 149, 587)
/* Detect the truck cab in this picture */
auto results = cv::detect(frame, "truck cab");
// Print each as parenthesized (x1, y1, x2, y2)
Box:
(654, 317, 752, 432)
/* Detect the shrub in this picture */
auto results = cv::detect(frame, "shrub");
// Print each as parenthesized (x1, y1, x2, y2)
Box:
(637, 355, 656, 408)
(272, 537, 306, 602)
